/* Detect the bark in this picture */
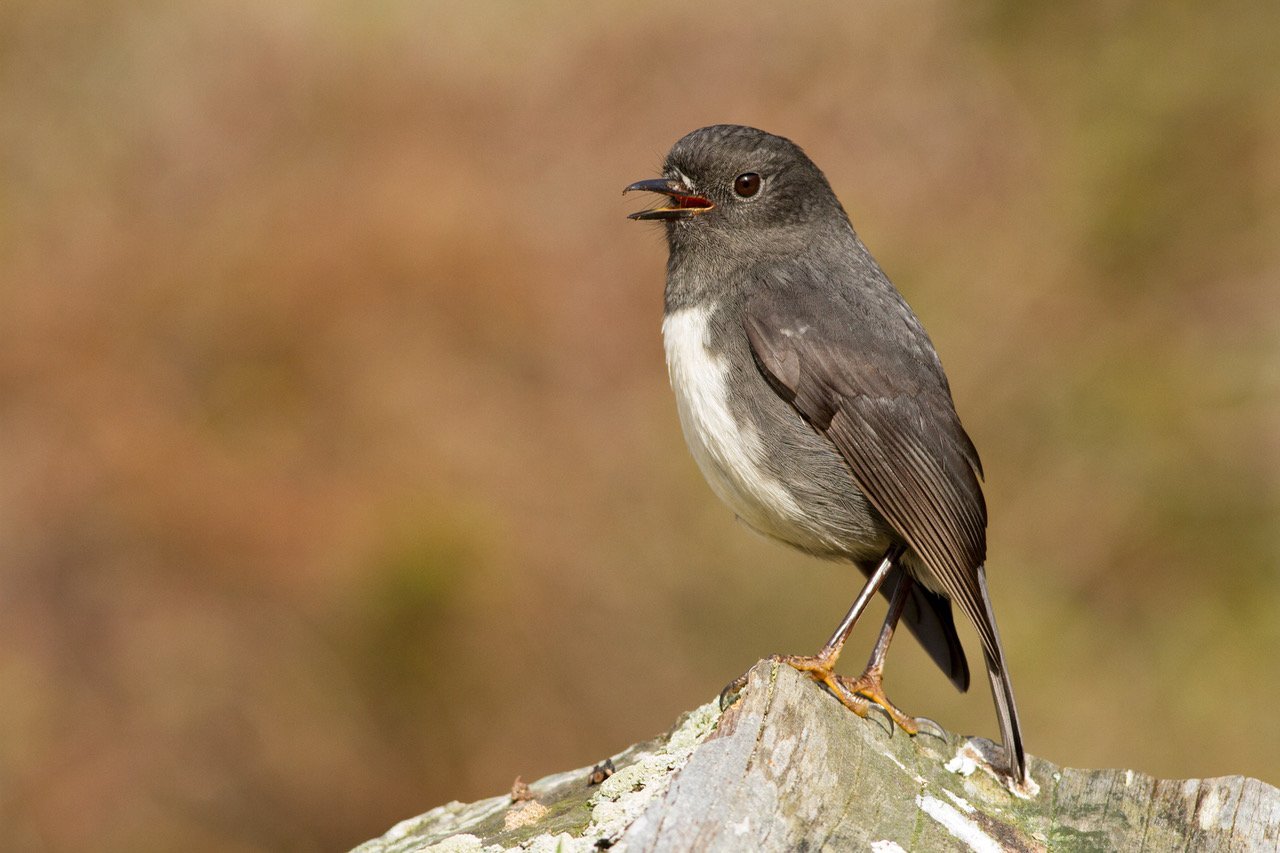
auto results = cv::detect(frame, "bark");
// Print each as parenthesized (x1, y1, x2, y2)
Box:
(353, 661, 1280, 852)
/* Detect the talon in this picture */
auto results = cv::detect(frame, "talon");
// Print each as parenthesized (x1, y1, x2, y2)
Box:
(912, 715, 947, 741)
(719, 671, 751, 710)
(854, 697, 895, 736)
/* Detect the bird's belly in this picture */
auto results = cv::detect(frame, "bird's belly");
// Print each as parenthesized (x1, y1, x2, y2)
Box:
(663, 306, 847, 555)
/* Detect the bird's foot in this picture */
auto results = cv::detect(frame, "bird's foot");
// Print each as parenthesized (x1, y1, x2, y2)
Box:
(772, 653, 881, 720)
(717, 656, 866, 712)
(833, 667, 943, 739)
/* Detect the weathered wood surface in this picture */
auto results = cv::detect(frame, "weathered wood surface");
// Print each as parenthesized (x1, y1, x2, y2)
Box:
(353, 661, 1280, 852)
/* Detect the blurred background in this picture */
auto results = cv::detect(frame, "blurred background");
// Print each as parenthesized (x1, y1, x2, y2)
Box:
(2, 1, 1277, 850)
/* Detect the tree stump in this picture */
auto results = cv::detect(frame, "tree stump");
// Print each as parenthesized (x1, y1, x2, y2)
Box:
(353, 661, 1280, 852)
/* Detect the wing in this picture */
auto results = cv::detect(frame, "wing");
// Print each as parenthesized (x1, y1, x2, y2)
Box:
(744, 278, 999, 660)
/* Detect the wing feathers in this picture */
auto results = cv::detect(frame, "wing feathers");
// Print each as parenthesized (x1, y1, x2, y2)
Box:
(745, 284, 998, 659)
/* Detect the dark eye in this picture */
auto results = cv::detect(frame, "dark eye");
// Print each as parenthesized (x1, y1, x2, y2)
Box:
(734, 172, 761, 197)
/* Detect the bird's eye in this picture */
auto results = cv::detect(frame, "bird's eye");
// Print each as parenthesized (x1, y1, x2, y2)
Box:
(734, 172, 762, 198)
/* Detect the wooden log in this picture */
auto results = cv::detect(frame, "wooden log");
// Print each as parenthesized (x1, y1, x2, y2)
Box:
(353, 661, 1280, 852)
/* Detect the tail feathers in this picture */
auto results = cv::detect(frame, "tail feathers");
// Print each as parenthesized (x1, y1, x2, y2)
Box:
(976, 565, 1027, 783)
(900, 578, 970, 693)
(984, 649, 1027, 783)
(864, 563, 971, 693)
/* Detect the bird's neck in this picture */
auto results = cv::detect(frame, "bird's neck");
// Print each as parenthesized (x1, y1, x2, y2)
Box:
(662, 219, 861, 314)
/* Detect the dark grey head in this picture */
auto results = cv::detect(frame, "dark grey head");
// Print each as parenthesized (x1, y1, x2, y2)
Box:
(625, 125, 851, 251)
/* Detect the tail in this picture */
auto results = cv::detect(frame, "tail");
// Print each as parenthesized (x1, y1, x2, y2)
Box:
(862, 562, 971, 693)
(976, 565, 1027, 783)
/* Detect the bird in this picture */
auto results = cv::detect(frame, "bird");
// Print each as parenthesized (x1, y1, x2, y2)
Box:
(624, 124, 1027, 784)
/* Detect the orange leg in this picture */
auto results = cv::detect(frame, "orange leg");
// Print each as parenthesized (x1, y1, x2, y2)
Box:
(766, 544, 937, 739)
(773, 545, 900, 714)
(721, 545, 901, 711)
(832, 568, 928, 735)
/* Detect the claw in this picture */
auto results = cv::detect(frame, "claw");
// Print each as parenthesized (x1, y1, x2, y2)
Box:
(718, 670, 751, 711)
(912, 715, 947, 741)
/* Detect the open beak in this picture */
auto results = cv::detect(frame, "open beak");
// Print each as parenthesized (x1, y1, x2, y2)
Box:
(624, 177, 715, 220)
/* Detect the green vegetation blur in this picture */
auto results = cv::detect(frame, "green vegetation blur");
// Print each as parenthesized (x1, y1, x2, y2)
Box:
(2, 1, 1276, 850)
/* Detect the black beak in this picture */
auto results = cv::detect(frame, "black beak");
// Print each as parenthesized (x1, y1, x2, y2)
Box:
(624, 177, 715, 220)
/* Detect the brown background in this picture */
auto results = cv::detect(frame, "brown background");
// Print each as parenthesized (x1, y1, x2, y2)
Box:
(2, 1, 1278, 850)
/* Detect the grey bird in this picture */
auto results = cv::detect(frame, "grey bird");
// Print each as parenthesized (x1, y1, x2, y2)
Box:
(625, 124, 1027, 784)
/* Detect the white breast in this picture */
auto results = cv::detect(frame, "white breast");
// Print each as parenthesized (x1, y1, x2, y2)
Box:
(662, 305, 807, 542)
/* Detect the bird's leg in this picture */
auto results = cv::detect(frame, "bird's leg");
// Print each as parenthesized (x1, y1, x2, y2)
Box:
(834, 569, 941, 738)
(772, 544, 905, 718)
